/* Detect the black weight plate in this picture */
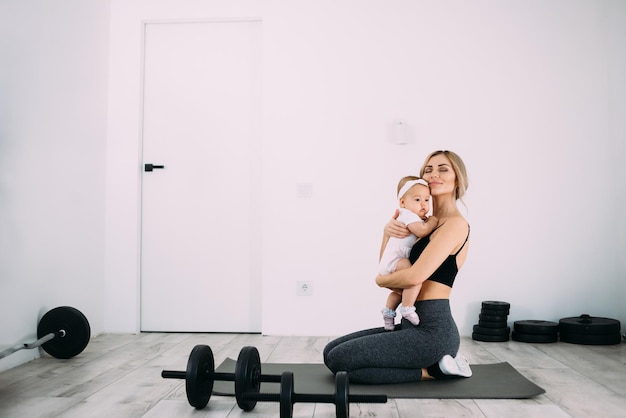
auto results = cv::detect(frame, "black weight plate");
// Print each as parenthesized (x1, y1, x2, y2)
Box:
(560, 332, 622, 345)
(186, 345, 214, 409)
(279, 372, 294, 418)
(473, 325, 510, 336)
(481, 301, 510, 311)
(512, 331, 558, 343)
(235, 346, 261, 411)
(37, 306, 90, 359)
(481, 308, 510, 316)
(514, 320, 559, 335)
(479, 313, 508, 322)
(335, 371, 349, 418)
(478, 319, 508, 329)
(559, 315, 620, 335)
(472, 332, 509, 342)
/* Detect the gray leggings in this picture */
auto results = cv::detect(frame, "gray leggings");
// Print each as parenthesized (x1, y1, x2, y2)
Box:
(323, 299, 460, 384)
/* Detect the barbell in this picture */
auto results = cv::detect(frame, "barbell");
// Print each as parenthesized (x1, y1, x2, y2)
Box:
(0, 306, 90, 360)
(161, 344, 388, 417)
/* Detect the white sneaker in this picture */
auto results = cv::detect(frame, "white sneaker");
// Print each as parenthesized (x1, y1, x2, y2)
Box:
(438, 354, 472, 378)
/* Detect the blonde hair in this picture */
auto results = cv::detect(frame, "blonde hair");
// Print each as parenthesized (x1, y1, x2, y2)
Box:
(419, 150, 468, 200)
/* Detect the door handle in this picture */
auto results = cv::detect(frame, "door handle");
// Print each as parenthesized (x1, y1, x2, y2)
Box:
(145, 164, 165, 172)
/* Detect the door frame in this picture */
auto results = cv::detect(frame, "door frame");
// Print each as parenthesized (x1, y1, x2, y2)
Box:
(137, 18, 263, 332)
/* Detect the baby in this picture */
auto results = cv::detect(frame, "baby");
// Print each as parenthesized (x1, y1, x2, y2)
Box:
(379, 176, 438, 330)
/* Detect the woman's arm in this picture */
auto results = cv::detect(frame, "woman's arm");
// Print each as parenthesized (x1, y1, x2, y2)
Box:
(376, 217, 468, 289)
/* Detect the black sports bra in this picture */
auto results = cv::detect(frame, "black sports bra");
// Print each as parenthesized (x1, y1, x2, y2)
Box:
(408, 224, 470, 288)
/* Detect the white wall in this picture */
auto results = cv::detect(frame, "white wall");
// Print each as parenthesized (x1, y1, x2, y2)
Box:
(0, 0, 110, 371)
(1, 1, 623, 373)
(106, 0, 626, 337)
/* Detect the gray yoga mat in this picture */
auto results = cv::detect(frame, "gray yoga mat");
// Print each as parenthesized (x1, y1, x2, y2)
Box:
(213, 359, 545, 399)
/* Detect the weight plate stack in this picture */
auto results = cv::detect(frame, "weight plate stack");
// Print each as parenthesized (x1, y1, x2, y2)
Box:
(472, 301, 511, 342)
(559, 314, 622, 345)
(512, 320, 559, 343)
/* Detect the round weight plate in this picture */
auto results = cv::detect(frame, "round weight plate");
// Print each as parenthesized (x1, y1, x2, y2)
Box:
(186, 345, 214, 409)
(478, 319, 508, 329)
(279, 372, 294, 418)
(335, 372, 349, 418)
(473, 325, 510, 336)
(512, 331, 558, 343)
(560, 332, 622, 345)
(479, 313, 508, 322)
(37, 306, 90, 359)
(481, 307, 510, 316)
(559, 315, 620, 335)
(514, 320, 559, 335)
(235, 346, 262, 411)
(472, 332, 509, 342)
(481, 301, 510, 311)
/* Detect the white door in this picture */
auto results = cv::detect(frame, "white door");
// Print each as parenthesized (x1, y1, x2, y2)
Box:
(140, 20, 262, 332)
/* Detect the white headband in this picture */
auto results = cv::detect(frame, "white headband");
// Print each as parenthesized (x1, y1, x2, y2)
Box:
(398, 179, 429, 199)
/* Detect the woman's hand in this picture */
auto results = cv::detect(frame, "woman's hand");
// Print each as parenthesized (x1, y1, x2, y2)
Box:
(385, 209, 410, 239)
(375, 274, 385, 287)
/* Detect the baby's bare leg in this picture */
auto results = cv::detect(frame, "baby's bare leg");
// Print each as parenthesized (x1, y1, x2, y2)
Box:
(401, 284, 421, 308)
(386, 290, 402, 310)
(398, 281, 422, 326)
(382, 290, 402, 331)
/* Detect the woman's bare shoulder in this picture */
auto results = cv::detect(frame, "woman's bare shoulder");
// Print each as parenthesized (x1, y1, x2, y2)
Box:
(438, 215, 468, 230)
(445, 215, 469, 229)
(433, 215, 469, 242)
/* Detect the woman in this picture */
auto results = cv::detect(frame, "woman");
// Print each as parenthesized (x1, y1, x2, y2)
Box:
(323, 150, 471, 384)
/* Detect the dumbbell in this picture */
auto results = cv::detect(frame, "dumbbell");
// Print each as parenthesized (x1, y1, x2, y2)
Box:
(162, 344, 388, 416)
(245, 369, 387, 418)
(161, 344, 282, 409)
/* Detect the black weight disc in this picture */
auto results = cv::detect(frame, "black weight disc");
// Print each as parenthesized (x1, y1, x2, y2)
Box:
(279, 372, 294, 418)
(479, 313, 508, 322)
(512, 331, 558, 343)
(481, 308, 510, 316)
(473, 325, 510, 336)
(235, 346, 261, 411)
(514, 320, 559, 335)
(478, 319, 508, 329)
(185, 345, 214, 409)
(37, 306, 90, 359)
(335, 372, 349, 418)
(481, 301, 510, 311)
(560, 332, 622, 345)
(472, 332, 509, 342)
(559, 315, 620, 335)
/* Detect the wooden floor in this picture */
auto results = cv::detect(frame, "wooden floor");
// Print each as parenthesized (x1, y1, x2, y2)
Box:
(0, 332, 625, 417)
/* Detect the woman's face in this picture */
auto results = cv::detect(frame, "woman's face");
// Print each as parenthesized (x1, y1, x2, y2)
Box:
(422, 154, 457, 197)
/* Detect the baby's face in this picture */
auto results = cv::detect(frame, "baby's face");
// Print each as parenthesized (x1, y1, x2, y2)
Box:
(401, 184, 431, 219)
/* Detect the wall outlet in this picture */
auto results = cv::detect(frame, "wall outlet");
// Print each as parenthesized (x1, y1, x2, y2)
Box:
(296, 182, 313, 198)
(297, 281, 313, 296)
